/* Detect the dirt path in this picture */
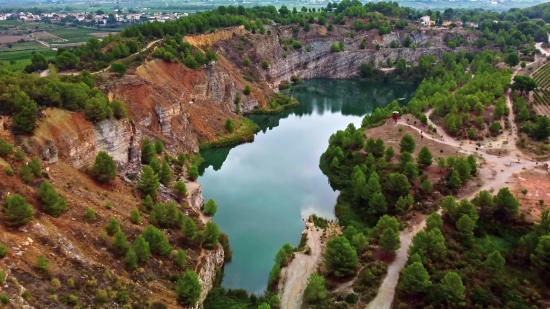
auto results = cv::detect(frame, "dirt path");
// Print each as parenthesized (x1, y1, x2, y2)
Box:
(278, 220, 329, 309)
(366, 67, 545, 308)
(536, 42, 550, 56)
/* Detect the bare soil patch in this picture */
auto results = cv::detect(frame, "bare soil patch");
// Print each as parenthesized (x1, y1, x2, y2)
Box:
(0, 35, 28, 43)
(507, 167, 550, 221)
(366, 121, 466, 184)
(90, 32, 119, 38)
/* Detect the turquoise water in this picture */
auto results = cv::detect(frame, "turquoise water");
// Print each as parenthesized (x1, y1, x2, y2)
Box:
(198, 79, 416, 293)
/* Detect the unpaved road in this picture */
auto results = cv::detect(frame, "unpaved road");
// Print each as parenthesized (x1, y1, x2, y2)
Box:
(278, 220, 327, 309)
(366, 66, 545, 309)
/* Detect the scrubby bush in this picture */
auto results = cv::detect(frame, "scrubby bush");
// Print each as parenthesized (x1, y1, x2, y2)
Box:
(39, 181, 68, 217)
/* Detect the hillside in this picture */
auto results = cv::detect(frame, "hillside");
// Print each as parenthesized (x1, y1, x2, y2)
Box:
(0, 2, 549, 309)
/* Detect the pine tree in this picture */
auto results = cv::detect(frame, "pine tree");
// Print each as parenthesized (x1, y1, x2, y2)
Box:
(399, 262, 432, 294)
(441, 271, 465, 305)
(0, 139, 13, 158)
(5, 194, 34, 226)
(403, 162, 419, 180)
(149, 157, 160, 175)
(112, 231, 130, 256)
(141, 195, 154, 211)
(379, 227, 400, 257)
(494, 187, 519, 220)
(91, 151, 116, 182)
(400, 134, 416, 153)
(187, 166, 199, 181)
(141, 138, 156, 164)
(28, 158, 41, 176)
(362, 172, 381, 201)
(175, 249, 187, 269)
(420, 179, 433, 194)
(437, 157, 446, 173)
(13, 91, 38, 133)
(385, 146, 395, 161)
(203, 221, 220, 249)
(269, 295, 281, 308)
(154, 140, 164, 154)
(105, 218, 120, 236)
(133, 235, 151, 263)
(130, 209, 141, 224)
(398, 152, 413, 171)
(485, 250, 505, 274)
(181, 217, 198, 242)
(303, 273, 328, 303)
(204, 199, 218, 216)
(351, 233, 369, 254)
(125, 249, 138, 270)
(368, 192, 387, 217)
(448, 169, 462, 190)
(159, 159, 173, 186)
(38, 181, 68, 217)
(456, 214, 475, 247)
(426, 212, 443, 231)
(84, 208, 97, 223)
(20, 164, 34, 184)
(173, 180, 188, 199)
(138, 166, 160, 197)
(323, 236, 358, 277)
(417, 146, 433, 168)
(175, 270, 202, 306)
(142, 225, 172, 256)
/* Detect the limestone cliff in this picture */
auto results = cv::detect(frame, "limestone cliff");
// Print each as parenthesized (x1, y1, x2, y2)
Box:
(209, 24, 479, 88)
(20, 109, 137, 169)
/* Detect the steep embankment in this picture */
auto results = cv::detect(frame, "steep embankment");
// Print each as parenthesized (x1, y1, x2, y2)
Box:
(212, 25, 479, 88)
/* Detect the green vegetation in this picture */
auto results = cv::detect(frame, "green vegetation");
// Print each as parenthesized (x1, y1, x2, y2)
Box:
(5, 194, 34, 226)
(39, 181, 68, 217)
(91, 151, 117, 182)
(394, 189, 549, 308)
(204, 199, 218, 217)
(0, 244, 8, 258)
(175, 270, 201, 306)
(199, 118, 259, 149)
(252, 93, 300, 114)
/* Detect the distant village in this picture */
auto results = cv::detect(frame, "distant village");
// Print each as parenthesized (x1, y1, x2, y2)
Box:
(0, 10, 189, 25)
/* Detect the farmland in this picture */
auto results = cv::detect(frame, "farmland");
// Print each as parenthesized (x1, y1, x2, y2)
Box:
(532, 62, 550, 105)
(0, 21, 120, 72)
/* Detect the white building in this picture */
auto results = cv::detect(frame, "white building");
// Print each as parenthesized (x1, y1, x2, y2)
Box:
(420, 15, 430, 26)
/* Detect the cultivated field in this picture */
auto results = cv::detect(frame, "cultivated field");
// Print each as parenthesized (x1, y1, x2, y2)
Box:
(0, 35, 29, 43)
(531, 62, 550, 117)
(30, 31, 67, 42)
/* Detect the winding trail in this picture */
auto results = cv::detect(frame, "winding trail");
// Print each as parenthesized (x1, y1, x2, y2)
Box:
(365, 64, 543, 309)
(278, 220, 333, 309)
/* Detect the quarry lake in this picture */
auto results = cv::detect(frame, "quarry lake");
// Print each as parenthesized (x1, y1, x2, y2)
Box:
(198, 79, 416, 293)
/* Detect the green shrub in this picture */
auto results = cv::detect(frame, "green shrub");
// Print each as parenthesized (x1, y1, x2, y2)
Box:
(203, 199, 218, 217)
(84, 208, 97, 223)
(5, 194, 34, 226)
(36, 256, 49, 272)
(262, 61, 269, 69)
(0, 269, 5, 283)
(0, 139, 14, 157)
(243, 85, 252, 95)
(0, 244, 9, 258)
(130, 209, 142, 224)
(5, 166, 13, 176)
(0, 294, 9, 304)
(39, 181, 68, 217)
(14, 149, 24, 161)
(224, 119, 234, 133)
(187, 166, 199, 181)
(105, 218, 120, 236)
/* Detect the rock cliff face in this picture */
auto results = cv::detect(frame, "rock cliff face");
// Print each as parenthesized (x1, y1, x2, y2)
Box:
(193, 245, 225, 309)
(21, 110, 137, 169)
(212, 24, 479, 88)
